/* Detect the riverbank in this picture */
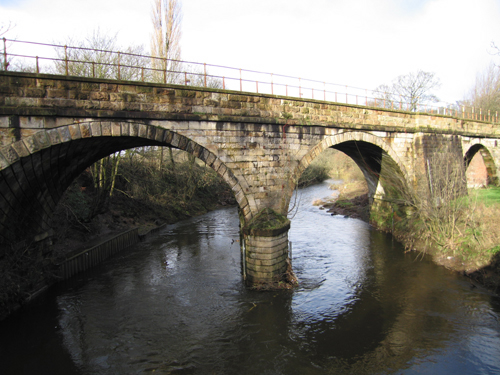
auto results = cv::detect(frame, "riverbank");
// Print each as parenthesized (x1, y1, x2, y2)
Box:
(0, 196, 237, 321)
(319, 181, 500, 294)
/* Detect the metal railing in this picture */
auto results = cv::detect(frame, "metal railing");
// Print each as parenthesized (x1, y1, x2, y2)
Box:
(2, 38, 498, 123)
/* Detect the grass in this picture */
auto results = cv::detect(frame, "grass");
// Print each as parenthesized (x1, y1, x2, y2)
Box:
(471, 186, 500, 205)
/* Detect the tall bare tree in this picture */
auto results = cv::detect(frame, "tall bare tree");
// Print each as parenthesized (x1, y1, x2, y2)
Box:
(463, 62, 500, 116)
(372, 70, 441, 112)
(151, 0, 183, 84)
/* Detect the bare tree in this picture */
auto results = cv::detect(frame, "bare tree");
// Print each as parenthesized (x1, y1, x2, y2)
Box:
(463, 62, 500, 115)
(1, 22, 13, 71)
(52, 29, 147, 80)
(373, 70, 441, 112)
(150, 0, 183, 84)
(0, 21, 12, 37)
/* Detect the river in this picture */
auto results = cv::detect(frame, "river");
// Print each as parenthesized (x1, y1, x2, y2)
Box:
(1, 180, 500, 374)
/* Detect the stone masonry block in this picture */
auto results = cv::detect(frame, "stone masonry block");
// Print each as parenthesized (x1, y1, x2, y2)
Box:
(47, 128, 62, 145)
(33, 131, 51, 149)
(20, 116, 45, 129)
(79, 123, 92, 138)
(246, 245, 288, 261)
(245, 237, 288, 251)
(22, 136, 38, 154)
(58, 126, 72, 142)
(111, 122, 122, 137)
(68, 124, 82, 140)
(0, 152, 9, 170)
(120, 122, 131, 137)
(129, 123, 139, 137)
(170, 132, 180, 147)
(245, 261, 287, 275)
(11, 140, 30, 158)
(146, 126, 156, 140)
(101, 122, 112, 136)
(138, 124, 148, 138)
(246, 253, 288, 267)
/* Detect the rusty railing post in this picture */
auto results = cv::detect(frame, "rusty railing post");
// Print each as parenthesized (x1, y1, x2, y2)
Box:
(2, 38, 8, 71)
(204, 62, 207, 87)
(117, 52, 121, 80)
(163, 58, 167, 83)
(64, 45, 68, 75)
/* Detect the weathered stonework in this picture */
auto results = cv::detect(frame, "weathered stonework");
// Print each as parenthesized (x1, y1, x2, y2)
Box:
(243, 225, 290, 283)
(1, 71, 500, 284)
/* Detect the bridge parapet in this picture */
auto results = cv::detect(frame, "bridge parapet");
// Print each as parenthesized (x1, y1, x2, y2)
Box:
(1, 72, 498, 146)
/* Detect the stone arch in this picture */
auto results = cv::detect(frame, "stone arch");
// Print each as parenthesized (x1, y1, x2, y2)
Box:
(0, 120, 247, 246)
(464, 143, 498, 186)
(285, 131, 410, 212)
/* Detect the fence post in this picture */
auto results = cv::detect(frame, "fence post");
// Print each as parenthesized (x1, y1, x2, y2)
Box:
(163, 58, 167, 83)
(2, 38, 8, 71)
(64, 45, 68, 75)
(204, 62, 207, 87)
(36, 56, 39, 73)
(117, 52, 121, 80)
(239, 69, 242, 91)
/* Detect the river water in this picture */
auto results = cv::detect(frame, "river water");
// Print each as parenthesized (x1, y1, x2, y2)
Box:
(1, 180, 500, 374)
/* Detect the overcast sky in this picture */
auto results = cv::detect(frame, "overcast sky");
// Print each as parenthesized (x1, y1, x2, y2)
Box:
(1, 0, 499, 104)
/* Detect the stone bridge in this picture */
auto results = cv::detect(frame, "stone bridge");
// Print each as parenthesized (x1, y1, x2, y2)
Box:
(1, 71, 499, 285)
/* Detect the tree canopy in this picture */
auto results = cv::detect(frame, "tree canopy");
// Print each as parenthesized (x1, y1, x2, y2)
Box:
(373, 70, 441, 112)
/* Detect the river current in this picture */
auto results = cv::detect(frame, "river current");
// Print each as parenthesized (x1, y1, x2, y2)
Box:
(1, 180, 500, 374)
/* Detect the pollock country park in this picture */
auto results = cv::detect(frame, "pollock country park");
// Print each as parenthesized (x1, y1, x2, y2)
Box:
(0, 0, 500, 374)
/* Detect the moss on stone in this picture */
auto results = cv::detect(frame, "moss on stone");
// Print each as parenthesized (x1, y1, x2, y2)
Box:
(243, 208, 290, 236)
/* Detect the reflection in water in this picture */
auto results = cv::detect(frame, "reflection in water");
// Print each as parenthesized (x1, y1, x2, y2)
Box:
(0, 180, 499, 374)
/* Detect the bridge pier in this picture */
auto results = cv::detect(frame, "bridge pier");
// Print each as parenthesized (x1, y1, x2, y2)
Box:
(241, 208, 295, 287)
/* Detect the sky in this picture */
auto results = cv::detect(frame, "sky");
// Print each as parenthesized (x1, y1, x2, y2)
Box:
(1, 0, 500, 104)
